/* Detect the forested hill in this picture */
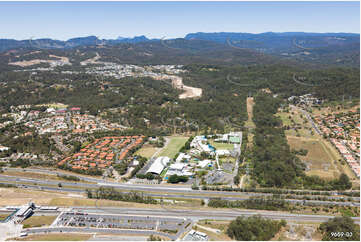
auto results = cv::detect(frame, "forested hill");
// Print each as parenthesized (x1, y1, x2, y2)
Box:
(0, 32, 359, 67)
(0, 39, 286, 69)
(185, 32, 360, 67)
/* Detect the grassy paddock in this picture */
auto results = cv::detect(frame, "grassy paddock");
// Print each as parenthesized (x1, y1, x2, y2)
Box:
(209, 140, 234, 150)
(22, 215, 57, 228)
(13, 233, 91, 241)
(134, 144, 158, 158)
(287, 136, 339, 179)
(158, 136, 189, 158)
(0, 213, 11, 220)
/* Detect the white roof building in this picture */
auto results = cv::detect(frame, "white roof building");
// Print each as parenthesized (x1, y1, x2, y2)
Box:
(167, 162, 193, 177)
(46, 107, 56, 113)
(169, 163, 186, 171)
(0, 145, 9, 152)
(176, 152, 191, 163)
(198, 159, 213, 168)
(147, 156, 170, 175)
(216, 149, 230, 156)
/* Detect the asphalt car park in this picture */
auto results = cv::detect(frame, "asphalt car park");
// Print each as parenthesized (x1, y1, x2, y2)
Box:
(54, 212, 185, 232)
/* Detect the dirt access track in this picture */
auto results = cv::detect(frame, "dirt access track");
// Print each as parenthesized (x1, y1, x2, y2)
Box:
(171, 76, 202, 99)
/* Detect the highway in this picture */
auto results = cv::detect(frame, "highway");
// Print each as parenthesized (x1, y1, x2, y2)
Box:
(0, 179, 359, 207)
(5, 168, 359, 196)
(8, 206, 359, 224)
(0, 174, 359, 207)
(1, 171, 359, 201)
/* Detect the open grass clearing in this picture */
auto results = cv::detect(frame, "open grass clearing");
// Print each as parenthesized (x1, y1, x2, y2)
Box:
(1, 171, 96, 183)
(2, 171, 60, 181)
(276, 112, 293, 126)
(22, 215, 57, 228)
(0, 188, 66, 206)
(287, 136, 340, 179)
(321, 139, 359, 186)
(311, 103, 358, 116)
(11, 233, 92, 241)
(279, 107, 318, 139)
(35, 103, 68, 109)
(134, 144, 158, 158)
(0, 213, 11, 220)
(198, 219, 230, 231)
(193, 225, 232, 241)
(209, 140, 234, 150)
(158, 136, 189, 158)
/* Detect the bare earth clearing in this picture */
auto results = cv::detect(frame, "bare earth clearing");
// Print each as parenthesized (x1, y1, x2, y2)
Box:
(9, 55, 71, 67)
(171, 76, 202, 99)
(80, 52, 101, 65)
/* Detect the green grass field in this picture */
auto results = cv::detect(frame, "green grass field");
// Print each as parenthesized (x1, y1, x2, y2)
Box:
(0, 213, 11, 220)
(158, 136, 189, 158)
(22, 215, 57, 228)
(209, 140, 234, 150)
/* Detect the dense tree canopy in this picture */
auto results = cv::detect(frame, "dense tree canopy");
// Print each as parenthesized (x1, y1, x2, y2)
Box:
(227, 215, 286, 241)
(319, 216, 360, 241)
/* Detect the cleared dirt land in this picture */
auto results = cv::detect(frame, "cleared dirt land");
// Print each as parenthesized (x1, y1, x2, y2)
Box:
(8, 55, 71, 67)
(244, 97, 256, 128)
(171, 77, 202, 99)
(179, 85, 203, 99)
(287, 136, 340, 179)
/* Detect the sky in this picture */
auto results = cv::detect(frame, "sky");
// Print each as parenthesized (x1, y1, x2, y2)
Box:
(0, 1, 359, 40)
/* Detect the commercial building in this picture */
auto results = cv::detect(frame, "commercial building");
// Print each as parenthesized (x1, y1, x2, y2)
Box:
(166, 163, 193, 177)
(146, 156, 170, 175)
(183, 230, 209, 241)
(176, 152, 191, 163)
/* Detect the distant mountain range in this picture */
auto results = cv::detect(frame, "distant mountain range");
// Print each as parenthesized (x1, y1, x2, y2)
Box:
(0, 35, 156, 52)
(1, 32, 359, 52)
(185, 32, 360, 53)
(0, 32, 359, 67)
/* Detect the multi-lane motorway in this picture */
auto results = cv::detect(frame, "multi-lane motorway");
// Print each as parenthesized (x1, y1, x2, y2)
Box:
(0, 173, 359, 207)
(1, 206, 359, 224)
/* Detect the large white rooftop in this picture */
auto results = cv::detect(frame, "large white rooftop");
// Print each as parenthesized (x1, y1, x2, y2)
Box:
(147, 156, 170, 175)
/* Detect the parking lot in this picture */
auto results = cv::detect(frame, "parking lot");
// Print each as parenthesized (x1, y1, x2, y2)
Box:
(54, 212, 186, 232)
